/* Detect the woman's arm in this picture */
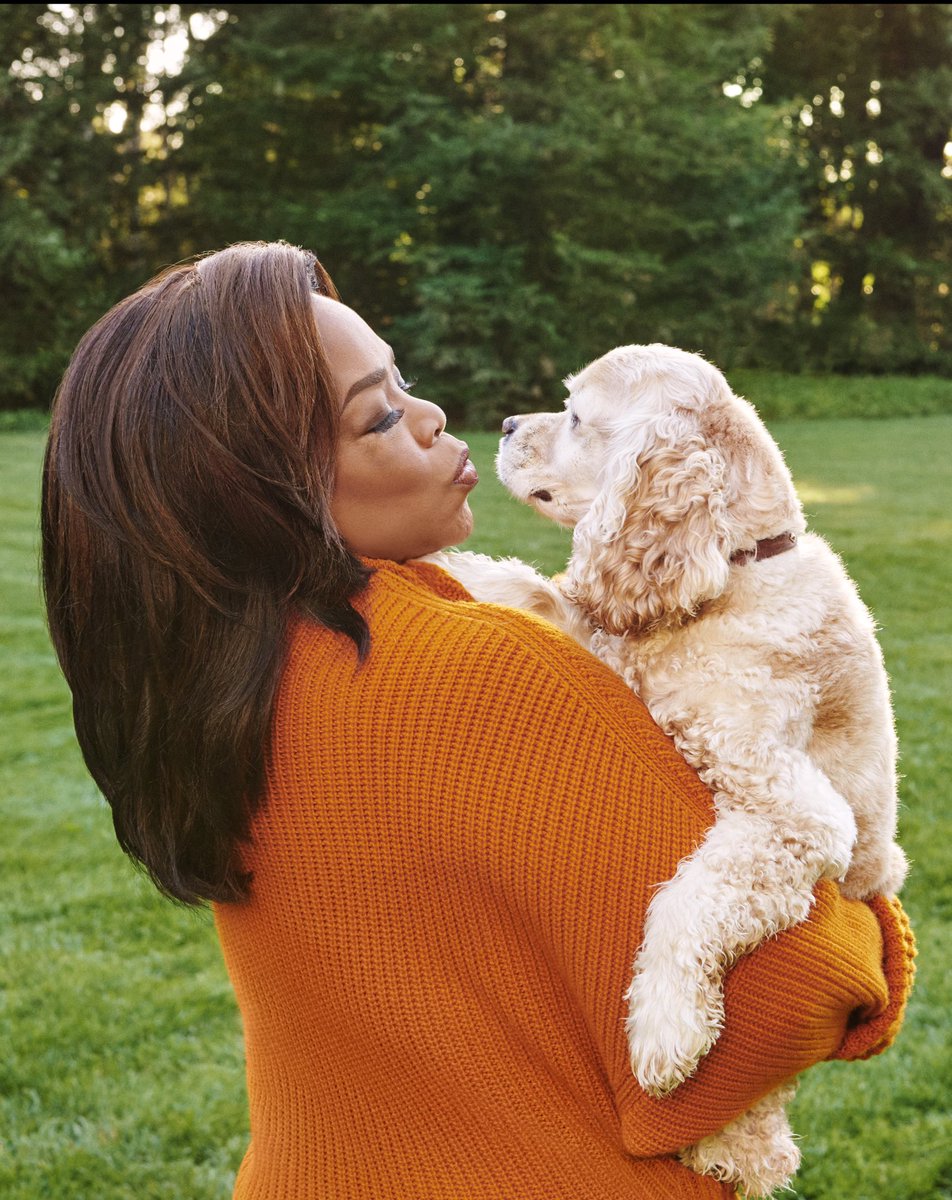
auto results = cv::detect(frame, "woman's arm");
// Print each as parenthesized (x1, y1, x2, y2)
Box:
(406, 560, 916, 1155)
(615, 883, 915, 1157)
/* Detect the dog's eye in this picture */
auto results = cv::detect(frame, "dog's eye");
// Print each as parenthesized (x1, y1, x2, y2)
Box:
(569, 410, 580, 429)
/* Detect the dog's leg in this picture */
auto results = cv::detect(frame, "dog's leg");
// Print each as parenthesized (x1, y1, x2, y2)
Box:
(626, 809, 797, 1095)
(626, 742, 857, 1095)
(421, 550, 595, 649)
(679, 1084, 800, 1197)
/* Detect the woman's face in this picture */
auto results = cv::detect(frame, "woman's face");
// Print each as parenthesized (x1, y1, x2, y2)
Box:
(315, 297, 478, 561)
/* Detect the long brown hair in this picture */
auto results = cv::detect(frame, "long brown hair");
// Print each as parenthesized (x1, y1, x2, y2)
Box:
(42, 241, 371, 905)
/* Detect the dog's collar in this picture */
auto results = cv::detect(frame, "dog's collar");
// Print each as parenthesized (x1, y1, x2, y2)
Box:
(730, 532, 798, 566)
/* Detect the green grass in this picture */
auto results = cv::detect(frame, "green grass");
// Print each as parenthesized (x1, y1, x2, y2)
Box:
(0, 409, 51, 433)
(2, 415, 950, 1199)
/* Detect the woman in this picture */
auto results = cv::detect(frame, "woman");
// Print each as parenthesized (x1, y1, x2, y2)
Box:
(42, 242, 915, 1199)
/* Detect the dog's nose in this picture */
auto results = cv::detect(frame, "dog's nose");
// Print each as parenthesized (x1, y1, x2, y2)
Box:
(501, 416, 519, 436)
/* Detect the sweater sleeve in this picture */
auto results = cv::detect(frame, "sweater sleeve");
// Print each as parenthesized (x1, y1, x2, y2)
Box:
(615, 884, 916, 1156)
(419, 588, 917, 1158)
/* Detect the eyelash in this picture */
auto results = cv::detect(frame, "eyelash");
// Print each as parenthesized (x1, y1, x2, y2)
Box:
(370, 407, 405, 434)
(365, 372, 417, 433)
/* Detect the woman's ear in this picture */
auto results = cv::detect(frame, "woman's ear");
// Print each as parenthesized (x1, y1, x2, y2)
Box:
(564, 415, 733, 634)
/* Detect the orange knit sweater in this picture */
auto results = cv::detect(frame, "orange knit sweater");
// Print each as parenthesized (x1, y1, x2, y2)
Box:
(215, 558, 915, 1200)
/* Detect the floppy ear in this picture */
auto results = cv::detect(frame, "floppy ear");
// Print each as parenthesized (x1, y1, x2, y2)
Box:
(564, 412, 733, 634)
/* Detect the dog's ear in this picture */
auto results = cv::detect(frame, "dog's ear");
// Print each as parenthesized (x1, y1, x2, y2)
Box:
(564, 412, 733, 633)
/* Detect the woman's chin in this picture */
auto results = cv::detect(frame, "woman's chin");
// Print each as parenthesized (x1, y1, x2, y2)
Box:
(452, 499, 475, 547)
(420, 502, 475, 557)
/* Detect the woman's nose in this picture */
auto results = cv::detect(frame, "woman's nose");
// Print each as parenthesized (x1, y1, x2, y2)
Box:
(501, 416, 519, 436)
(418, 397, 446, 444)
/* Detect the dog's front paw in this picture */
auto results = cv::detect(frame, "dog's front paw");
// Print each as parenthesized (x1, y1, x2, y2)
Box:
(624, 964, 724, 1096)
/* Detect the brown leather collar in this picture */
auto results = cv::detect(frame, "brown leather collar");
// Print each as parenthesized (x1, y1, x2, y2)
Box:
(730, 532, 798, 566)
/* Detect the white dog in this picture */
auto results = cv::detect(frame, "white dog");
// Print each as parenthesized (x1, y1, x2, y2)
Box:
(427, 344, 907, 1196)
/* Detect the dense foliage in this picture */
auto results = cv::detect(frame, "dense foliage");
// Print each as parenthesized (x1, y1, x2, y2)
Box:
(2, 3, 950, 420)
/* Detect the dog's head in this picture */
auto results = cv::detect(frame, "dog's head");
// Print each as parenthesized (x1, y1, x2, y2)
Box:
(496, 344, 805, 634)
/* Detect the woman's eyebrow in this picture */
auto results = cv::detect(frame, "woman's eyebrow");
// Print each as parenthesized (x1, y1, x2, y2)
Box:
(342, 367, 387, 408)
(342, 350, 397, 408)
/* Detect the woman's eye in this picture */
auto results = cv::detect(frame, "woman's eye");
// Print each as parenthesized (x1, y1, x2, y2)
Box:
(369, 408, 405, 434)
(396, 375, 417, 394)
(569, 411, 580, 429)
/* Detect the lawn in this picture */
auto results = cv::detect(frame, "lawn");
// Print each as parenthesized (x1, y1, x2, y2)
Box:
(1, 414, 949, 1200)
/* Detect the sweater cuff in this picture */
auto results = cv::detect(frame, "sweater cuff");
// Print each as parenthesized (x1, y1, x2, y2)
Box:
(832, 894, 917, 1062)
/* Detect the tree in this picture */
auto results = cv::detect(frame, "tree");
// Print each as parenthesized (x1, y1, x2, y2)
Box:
(168, 3, 802, 422)
(5, 4, 948, 413)
(760, 3, 952, 372)
(0, 3, 187, 406)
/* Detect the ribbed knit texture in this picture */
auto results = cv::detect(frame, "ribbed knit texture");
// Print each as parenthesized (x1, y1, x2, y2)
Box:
(214, 558, 915, 1200)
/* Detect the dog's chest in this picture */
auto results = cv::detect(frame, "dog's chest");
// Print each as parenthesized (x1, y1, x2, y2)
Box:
(589, 627, 687, 698)
(589, 616, 806, 716)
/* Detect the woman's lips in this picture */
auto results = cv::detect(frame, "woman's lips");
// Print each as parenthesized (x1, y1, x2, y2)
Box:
(452, 447, 479, 487)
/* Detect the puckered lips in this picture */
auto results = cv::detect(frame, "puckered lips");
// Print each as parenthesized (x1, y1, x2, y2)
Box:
(452, 446, 479, 488)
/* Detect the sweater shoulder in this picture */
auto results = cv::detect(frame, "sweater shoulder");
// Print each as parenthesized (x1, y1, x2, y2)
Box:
(289, 557, 639, 724)
(282, 559, 711, 816)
